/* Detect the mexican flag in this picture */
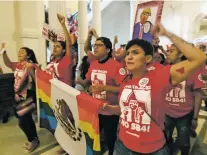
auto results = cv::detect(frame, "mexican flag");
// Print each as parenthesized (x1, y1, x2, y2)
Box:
(36, 69, 103, 155)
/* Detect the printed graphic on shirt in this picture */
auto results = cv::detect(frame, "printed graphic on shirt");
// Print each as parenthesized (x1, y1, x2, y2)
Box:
(138, 78, 149, 88)
(91, 70, 107, 100)
(165, 81, 186, 105)
(119, 68, 126, 75)
(120, 83, 152, 136)
(14, 67, 32, 100)
(14, 68, 26, 90)
(46, 62, 59, 78)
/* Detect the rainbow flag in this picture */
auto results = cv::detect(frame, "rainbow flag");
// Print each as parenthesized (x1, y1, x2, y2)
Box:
(36, 70, 102, 155)
(36, 69, 57, 133)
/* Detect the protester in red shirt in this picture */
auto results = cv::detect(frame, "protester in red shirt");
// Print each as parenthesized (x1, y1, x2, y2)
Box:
(164, 44, 203, 155)
(2, 46, 39, 153)
(45, 14, 72, 86)
(78, 36, 126, 155)
(101, 23, 206, 155)
(45, 14, 72, 155)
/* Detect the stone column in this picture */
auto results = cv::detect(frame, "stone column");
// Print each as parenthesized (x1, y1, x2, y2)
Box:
(75, 1, 88, 90)
(48, 1, 66, 31)
(78, 1, 88, 61)
(92, 0, 101, 36)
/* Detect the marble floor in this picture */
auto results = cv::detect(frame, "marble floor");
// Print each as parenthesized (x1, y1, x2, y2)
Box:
(0, 110, 207, 155)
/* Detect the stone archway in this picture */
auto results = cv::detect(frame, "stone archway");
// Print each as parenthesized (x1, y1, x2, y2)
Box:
(188, 9, 207, 40)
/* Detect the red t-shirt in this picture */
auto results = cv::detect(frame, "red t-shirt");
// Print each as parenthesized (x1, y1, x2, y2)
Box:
(165, 69, 204, 118)
(45, 55, 72, 85)
(86, 58, 126, 115)
(118, 65, 171, 153)
(147, 61, 164, 71)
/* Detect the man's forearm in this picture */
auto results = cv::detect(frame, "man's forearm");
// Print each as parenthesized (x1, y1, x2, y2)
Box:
(193, 90, 202, 119)
(84, 36, 92, 54)
(105, 105, 121, 115)
(61, 24, 71, 56)
(104, 85, 120, 93)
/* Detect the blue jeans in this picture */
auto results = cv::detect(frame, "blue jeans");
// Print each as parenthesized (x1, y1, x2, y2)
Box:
(164, 112, 193, 155)
(113, 138, 170, 155)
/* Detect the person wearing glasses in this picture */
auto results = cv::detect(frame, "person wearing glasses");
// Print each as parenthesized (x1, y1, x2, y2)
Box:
(78, 37, 127, 155)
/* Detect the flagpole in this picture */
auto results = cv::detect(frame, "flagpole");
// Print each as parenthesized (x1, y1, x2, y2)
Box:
(35, 69, 40, 127)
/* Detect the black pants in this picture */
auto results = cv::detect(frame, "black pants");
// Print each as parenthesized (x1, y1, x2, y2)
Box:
(99, 114, 119, 155)
(164, 112, 193, 155)
(18, 112, 38, 142)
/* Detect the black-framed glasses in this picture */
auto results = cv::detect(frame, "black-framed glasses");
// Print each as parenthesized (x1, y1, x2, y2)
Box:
(92, 44, 105, 48)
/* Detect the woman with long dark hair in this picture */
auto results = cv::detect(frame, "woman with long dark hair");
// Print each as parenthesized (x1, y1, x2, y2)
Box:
(45, 14, 72, 86)
(2, 45, 39, 153)
(45, 14, 73, 155)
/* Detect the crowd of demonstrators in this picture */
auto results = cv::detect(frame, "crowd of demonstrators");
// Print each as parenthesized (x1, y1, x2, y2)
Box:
(1, 13, 207, 155)
(99, 23, 206, 155)
(0, 13, 73, 154)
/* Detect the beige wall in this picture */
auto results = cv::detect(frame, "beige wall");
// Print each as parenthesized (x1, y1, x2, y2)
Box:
(66, 0, 78, 14)
(0, 1, 46, 73)
(0, 1, 17, 73)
